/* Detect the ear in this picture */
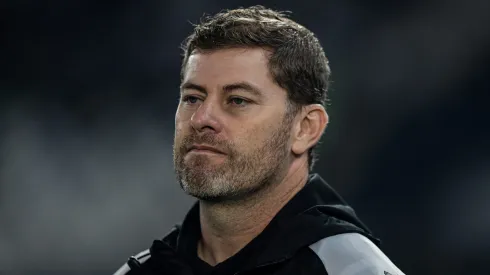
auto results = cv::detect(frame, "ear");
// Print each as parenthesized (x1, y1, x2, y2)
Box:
(291, 104, 329, 156)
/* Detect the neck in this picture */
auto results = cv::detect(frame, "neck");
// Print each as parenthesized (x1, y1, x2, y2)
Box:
(197, 159, 309, 266)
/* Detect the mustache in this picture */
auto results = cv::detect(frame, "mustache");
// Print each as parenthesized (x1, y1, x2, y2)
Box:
(180, 133, 232, 153)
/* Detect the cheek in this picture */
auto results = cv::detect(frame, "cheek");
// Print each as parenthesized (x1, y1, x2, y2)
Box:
(237, 124, 270, 148)
(174, 125, 189, 145)
(175, 104, 192, 122)
(174, 122, 188, 146)
(175, 111, 191, 133)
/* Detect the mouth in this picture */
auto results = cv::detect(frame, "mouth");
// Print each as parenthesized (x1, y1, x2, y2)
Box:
(188, 144, 226, 155)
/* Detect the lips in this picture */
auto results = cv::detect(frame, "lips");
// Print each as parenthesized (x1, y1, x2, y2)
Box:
(188, 144, 225, 154)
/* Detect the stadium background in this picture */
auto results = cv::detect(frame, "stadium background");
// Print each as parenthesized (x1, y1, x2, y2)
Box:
(1, 0, 489, 274)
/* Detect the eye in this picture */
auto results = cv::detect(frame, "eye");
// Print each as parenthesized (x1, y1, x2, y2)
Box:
(229, 97, 249, 106)
(182, 95, 201, 104)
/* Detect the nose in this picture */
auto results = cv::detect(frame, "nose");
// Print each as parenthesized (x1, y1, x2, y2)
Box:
(190, 99, 223, 133)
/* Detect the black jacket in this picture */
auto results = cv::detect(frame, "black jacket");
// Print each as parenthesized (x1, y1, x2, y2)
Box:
(114, 174, 404, 275)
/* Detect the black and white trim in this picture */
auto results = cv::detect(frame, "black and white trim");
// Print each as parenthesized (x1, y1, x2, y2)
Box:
(113, 249, 151, 275)
(309, 233, 404, 275)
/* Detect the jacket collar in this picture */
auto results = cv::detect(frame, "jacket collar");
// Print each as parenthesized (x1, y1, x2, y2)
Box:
(168, 173, 379, 268)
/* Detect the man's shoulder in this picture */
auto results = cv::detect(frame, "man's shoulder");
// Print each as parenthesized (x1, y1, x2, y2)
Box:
(113, 226, 182, 275)
(113, 249, 151, 275)
(161, 225, 182, 246)
(308, 233, 405, 275)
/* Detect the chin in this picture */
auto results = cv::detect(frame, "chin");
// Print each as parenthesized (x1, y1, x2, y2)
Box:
(181, 176, 232, 199)
(185, 155, 227, 167)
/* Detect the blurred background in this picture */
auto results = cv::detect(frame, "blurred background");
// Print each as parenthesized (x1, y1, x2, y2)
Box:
(1, 0, 489, 274)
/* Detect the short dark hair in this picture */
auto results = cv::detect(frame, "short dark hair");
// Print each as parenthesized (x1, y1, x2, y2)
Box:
(180, 5, 331, 171)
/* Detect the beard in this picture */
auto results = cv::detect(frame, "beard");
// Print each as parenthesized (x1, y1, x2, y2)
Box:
(173, 115, 292, 203)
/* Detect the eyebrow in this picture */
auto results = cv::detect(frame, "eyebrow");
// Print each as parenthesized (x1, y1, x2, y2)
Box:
(180, 82, 206, 93)
(180, 81, 263, 97)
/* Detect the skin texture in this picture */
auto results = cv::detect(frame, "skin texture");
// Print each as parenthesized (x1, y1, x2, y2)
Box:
(173, 47, 328, 265)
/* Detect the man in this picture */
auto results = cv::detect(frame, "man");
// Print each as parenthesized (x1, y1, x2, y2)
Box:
(115, 5, 404, 275)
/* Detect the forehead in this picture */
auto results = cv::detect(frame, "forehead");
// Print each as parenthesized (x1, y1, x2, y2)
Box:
(182, 48, 284, 97)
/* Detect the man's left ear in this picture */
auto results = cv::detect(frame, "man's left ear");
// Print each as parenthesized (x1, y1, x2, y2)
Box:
(291, 104, 329, 155)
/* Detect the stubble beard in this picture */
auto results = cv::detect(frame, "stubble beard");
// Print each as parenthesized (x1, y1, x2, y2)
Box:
(173, 117, 292, 203)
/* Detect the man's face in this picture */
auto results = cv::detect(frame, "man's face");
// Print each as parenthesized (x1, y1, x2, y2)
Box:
(173, 48, 294, 202)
